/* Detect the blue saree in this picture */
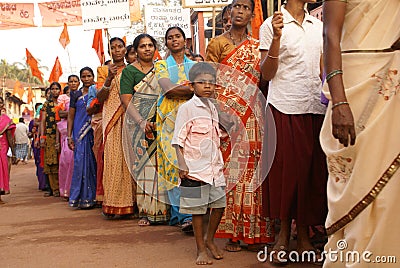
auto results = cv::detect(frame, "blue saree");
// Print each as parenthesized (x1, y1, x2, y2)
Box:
(69, 91, 97, 208)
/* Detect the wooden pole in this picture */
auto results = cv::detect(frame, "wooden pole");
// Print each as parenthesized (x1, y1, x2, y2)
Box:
(105, 28, 113, 64)
(278, 0, 281, 12)
(212, 7, 216, 38)
(66, 46, 73, 73)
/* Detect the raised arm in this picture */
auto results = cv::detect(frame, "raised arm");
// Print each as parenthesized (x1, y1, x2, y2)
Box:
(260, 12, 283, 81)
(323, 1, 355, 147)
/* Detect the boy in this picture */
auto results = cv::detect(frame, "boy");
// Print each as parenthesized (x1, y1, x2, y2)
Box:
(172, 62, 226, 265)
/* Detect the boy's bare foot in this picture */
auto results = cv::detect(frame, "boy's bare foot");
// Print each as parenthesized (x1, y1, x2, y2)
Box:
(196, 251, 212, 265)
(206, 240, 223, 260)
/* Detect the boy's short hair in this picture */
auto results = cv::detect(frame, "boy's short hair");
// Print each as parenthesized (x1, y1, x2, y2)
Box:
(188, 62, 216, 83)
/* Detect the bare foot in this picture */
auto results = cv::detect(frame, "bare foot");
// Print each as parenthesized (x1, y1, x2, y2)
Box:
(196, 251, 213, 265)
(206, 240, 223, 260)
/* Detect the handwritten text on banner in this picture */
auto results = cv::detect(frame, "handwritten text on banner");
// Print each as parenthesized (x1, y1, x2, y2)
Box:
(80, 0, 131, 30)
(145, 5, 191, 38)
(0, 3, 35, 30)
(182, 0, 229, 8)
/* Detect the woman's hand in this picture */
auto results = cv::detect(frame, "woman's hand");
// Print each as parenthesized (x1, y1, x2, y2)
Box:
(331, 104, 356, 147)
(107, 63, 118, 81)
(55, 142, 61, 153)
(140, 120, 154, 133)
(272, 11, 284, 39)
(67, 138, 75, 151)
(40, 138, 46, 148)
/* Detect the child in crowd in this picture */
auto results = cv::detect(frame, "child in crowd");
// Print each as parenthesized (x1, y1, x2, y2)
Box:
(172, 62, 226, 265)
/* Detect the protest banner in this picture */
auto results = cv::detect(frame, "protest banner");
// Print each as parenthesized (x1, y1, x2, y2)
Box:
(38, 1, 82, 27)
(182, 0, 229, 8)
(0, 2, 35, 30)
(80, 0, 131, 30)
(144, 5, 191, 38)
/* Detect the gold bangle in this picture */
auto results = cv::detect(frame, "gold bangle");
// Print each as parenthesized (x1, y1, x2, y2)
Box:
(326, 69, 343, 81)
(267, 54, 279, 59)
(323, 0, 348, 3)
(332, 101, 349, 109)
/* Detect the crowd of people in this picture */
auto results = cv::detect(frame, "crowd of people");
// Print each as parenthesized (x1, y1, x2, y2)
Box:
(0, 0, 399, 266)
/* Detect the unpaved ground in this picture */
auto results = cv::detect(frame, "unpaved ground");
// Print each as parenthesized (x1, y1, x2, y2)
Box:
(0, 161, 309, 268)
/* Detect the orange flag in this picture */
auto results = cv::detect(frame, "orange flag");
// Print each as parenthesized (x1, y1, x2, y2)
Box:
(27, 86, 34, 104)
(153, 49, 162, 61)
(13, 80, 25, 99)
(49, 57, 63, 83)
(122, 36, 127, 45)
(251, 0, 263, 39)
(59, 23, 70, 49)
(26, 48, 43, 83)
(92, 29, 104, 65)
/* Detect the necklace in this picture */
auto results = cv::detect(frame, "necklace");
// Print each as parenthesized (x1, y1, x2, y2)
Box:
(228, 30, 247, 46)
(138, 60, 153, 72)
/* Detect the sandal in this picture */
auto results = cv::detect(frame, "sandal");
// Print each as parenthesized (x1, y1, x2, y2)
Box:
(181, 220, 193, 233)
(138, 217, 150, 226)
(101, 212, 116, 219)
(43, 192, 52, 197)
(298, 248, 324, 266)
(271, 245, 289, 266)
(225, 240, 242, 252)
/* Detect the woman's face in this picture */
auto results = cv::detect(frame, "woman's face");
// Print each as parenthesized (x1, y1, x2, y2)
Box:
(136, 37, 155, 63)
(230, 0, 253, 27)
(125, 47, 137, 64)
(110, 39, 126, 63)
(80, 70, 94, 88)
(50, 84, 61, 99)
(0, 108, 6, 115)
(68, 76, 80, 91)
(222, 8, 232, 32)
(166, 28, 185, 53)
(0, 98, 4, 109)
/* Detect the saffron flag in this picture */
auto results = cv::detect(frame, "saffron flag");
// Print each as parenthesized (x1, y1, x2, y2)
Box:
(25, 49, 43, 83)
(13, 80, 25, 99)
(153, 49, 162, 61)
(49, 57, 63, 83)
(27, 87, 34, 104)
(122, 36, 127, 45)
(251, 0, 264, 39)
(92, 29, 104, 65)
(59, 23, 70, 49)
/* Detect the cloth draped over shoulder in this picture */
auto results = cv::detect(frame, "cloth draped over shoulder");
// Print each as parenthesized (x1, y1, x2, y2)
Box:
(207, 35, 274, 244)
(320, 0, 400, 266)
(155, 55, 195, 191)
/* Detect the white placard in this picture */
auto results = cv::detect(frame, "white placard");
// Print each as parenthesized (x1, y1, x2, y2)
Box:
(182, 0, 230, 8)
(145, 5, 191, 38)
(81, 0, 131, 30)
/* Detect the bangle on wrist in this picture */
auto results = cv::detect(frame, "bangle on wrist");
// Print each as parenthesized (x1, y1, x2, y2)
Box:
(332, 101, 349, 110)
(326, 69, 343, 82)
(267, 53, 279, 59)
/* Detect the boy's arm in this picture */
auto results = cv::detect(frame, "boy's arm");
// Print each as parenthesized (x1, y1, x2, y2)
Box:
(173, 144, 189, 179)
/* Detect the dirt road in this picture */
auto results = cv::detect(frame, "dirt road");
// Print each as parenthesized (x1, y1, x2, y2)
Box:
(0, 161, 309, 268)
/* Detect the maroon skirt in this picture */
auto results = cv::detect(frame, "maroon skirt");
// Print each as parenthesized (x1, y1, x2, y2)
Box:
(262, 105, 328, 226)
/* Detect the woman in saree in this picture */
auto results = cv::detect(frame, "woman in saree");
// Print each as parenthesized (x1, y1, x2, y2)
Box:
(321, 1, 400, 267)
(40, 82, 62, 198)
(30, 103, 46, 191)
(95, 37, 136, 218)
(206, 0, 274, 252)
(67, 67, 97, 209)
(0, 98, 16, 204)
(155, 26, 195, 232)
(120, 34, 170, 226)
(57, 81, 77, 200)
